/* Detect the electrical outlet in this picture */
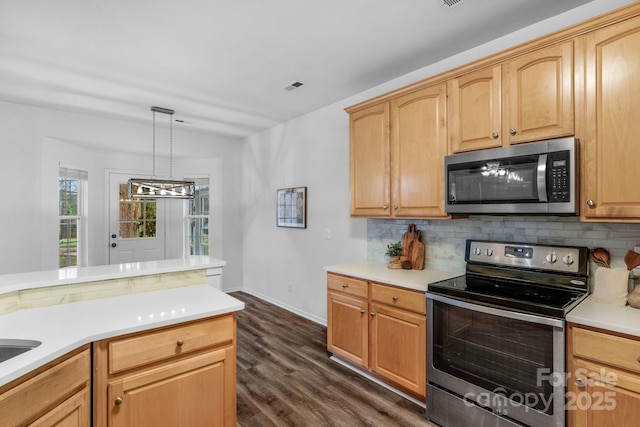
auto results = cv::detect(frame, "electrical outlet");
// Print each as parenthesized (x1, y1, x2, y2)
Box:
(288, 282, 294, 292)
(324, 228, 332, 240)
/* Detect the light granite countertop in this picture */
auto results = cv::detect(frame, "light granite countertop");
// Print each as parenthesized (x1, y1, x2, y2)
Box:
(567, 296, 640, 337)
(0, 284, 243, 387)
(0, 256, 226, 295)
(324, 261, 461, 292)
(0, 257, 240, 388)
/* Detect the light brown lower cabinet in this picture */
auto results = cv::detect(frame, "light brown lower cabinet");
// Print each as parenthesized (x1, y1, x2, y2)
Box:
(93, 314, 237, 427)
(327, 273, 426, 399)
(0, 345, 91, 427)
(567, 323, 640, 427)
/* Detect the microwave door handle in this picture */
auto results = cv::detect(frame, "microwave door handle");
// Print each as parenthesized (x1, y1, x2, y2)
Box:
(537, 154, 548, 202)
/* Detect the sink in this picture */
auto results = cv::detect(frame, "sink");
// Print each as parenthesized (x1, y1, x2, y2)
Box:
(0, 339, 42, 363)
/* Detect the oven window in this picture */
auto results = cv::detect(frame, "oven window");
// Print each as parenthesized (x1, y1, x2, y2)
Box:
(448, 155, 539, 203)
(432, 300, 554, 414)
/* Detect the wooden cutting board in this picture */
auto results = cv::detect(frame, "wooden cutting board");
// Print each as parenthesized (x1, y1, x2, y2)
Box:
(411, 230, 425, 270)
(401, 224, 418, 262)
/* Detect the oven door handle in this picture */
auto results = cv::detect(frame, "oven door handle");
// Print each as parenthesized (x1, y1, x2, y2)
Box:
(427, 292, 564, 329)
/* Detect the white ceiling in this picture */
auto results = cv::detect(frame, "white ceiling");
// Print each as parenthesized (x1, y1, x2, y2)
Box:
(0, 0, 597, 139)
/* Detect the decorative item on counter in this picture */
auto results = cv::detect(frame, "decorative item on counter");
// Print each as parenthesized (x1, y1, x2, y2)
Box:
(385, 241, 403, 269)
(590, 247, 610, 268)
(402, 260, 412, 269)
(628, 285, 640, 308)
(401, 224, 419, 262)
(591, 266, 629, 307)
(623, 249, 640, 308)
(411, 230, 425, 270)
(624, 250, 640, 271)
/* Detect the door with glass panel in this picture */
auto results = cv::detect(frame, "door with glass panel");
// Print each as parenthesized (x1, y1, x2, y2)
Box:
(108, 172, 166, 264)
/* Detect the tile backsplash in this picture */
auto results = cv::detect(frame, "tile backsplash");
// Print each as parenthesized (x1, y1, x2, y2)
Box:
(368, 216, 640, 276)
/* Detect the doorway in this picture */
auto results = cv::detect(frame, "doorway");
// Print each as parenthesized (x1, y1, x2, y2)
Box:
(108, 172, 166, 264)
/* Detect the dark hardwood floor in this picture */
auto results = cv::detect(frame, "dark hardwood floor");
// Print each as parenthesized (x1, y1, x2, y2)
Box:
(232, 292, 435, 427)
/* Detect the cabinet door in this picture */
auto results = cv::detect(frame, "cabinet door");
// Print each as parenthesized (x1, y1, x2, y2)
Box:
(390, 83, 449, 218)
(30, 388, 90, 427)
(0, 348, 90, 427)
(505, 40, 574, 144)
(370, 302, 426, 398)
(569, 359, 640, 427)
(349, 102, 391, 217)
(108, 348, 234, 427)
(327, 291, 368, 367)
(449, 65, 503, 153)
(582, 16, 640, 219)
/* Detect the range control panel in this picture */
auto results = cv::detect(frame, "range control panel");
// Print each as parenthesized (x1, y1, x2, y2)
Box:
(466, 240, 588, 275)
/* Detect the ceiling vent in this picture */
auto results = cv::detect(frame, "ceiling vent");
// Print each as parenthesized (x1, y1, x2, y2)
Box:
(282, 81, 304, 92)
(437, 0, 468, 9)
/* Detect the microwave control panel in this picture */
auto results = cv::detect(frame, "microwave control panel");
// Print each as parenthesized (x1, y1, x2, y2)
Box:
(548, 150, 570, 202)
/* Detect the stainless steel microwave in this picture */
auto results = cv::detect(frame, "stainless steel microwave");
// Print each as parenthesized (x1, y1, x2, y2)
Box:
(445, 137, 578, 215)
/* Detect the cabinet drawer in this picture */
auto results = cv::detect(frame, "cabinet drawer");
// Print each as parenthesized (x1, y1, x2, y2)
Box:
(370, 283, 426, 315)
(572, 326, 640, 374)
(108, 315, 234, 375)
(327, 273, 368, 299)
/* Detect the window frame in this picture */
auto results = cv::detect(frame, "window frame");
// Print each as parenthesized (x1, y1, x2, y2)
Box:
(185, 176, 210, 256)
(59, 166, 88, 268)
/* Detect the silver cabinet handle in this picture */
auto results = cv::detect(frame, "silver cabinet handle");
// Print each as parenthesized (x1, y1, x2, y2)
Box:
(176, 339, 184, 347)
(492, 132, 499, 139)
(575, 378, 586, 388)
(342, 283, 347, 289)
(510, 128, 517, 136)
(370, 312, 375, 317)
(360, 309, 365, 315)
(383, 205, 388, 210)
(392, 296, 398, 302)
(115, 396, 124, 405)
(393, 205, 398, 210)
(587, 199, 596, 208)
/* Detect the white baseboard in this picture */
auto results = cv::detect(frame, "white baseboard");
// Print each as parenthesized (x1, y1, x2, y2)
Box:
(235, 288, 327, 326)
(330, 356, 426, 409)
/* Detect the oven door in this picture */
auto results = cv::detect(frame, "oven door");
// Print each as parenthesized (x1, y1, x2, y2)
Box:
(426, 293, 565, 427)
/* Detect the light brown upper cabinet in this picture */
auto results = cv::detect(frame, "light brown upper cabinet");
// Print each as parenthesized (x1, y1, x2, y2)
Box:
(582, 15, 640, 220)
(449, 65, 503, 153)
(390, 83, 449, 218)
(349, 83, 449, 218)
(349, 102, 390, 217)
(449, 41, 574, 153)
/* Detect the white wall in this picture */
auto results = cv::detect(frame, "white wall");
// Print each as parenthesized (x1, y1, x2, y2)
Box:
(239, 0, 636, 324)
(241, 107, 368, 323)
(0, 101, 244, 290)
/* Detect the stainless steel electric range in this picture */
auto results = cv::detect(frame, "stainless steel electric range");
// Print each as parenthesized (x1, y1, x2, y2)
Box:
(426, 240, 590, 427)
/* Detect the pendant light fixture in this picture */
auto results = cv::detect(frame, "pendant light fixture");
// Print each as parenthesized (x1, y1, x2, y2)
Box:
(128, 106, 195, 199)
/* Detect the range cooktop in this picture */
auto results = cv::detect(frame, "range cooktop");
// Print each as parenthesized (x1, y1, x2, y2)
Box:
(427, 240, 590, 319)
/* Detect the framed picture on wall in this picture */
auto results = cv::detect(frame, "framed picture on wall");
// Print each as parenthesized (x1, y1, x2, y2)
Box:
(277, 187, 306, 228)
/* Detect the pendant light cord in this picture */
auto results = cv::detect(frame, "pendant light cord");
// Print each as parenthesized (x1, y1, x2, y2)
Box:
(169, 112, 173, 179)
(152, 110, 157, 179)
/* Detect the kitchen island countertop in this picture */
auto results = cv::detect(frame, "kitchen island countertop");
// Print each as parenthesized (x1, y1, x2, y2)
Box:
(0, 284, 243, 388)
(324, 261, 461, 292)
(567, 296, 640, 337)
(0, 256, 225, 295)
